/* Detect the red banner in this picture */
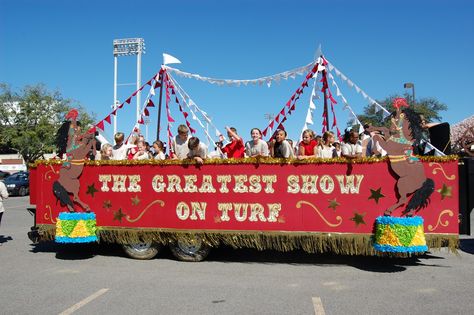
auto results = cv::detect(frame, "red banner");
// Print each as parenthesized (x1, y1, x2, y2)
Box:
(32, 160, 459, 235)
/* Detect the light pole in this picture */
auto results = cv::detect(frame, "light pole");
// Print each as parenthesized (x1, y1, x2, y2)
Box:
(403, 82, 415, 104)
(113, 38, 146, 135)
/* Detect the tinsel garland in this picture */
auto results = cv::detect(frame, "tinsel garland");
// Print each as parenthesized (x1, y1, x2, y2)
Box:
(30, 155, 459, 168)
(36, 224, 459, 256)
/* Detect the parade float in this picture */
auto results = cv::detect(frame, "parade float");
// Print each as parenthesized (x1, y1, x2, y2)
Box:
(27, 55, 461, 260)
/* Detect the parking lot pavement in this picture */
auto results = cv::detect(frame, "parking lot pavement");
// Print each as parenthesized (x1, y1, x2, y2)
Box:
(1, 196, 473, 315)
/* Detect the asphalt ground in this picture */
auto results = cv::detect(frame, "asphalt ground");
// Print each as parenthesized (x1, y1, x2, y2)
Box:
(1, 196, 473, 315)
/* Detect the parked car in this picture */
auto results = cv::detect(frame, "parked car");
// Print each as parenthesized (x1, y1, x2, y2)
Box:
(3, 171, 29, 196)
(0, 170, 10, 179)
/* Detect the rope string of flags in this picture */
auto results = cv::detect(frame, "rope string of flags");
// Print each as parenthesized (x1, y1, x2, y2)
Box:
(166, 71, 222, 146)
(164, 62, 316, 88)
(326, 71, 364, 132)
(300, 74, 319, 136)
(88, 70, 161, 134)
(261, 63, 320, 138)
(325, 59, 391, 117)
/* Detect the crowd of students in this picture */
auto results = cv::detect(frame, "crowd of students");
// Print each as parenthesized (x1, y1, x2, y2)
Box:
(96, 124, 388, 162)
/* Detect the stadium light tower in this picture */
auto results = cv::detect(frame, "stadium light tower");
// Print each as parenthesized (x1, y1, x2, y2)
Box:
(113, 38, 146, 135)
(403, 82, 415, 104)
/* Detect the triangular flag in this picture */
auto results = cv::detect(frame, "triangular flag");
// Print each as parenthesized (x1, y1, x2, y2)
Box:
(163, 53, 182, 65)
(96, 121, 105, 131)
(144, 108, 149, 116)
(125, 98, 131, 104)
(105, 115, 111, 124)
(147, 99, 155, 107)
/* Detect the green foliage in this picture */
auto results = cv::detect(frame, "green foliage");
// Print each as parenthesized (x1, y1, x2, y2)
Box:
(356, 93, 448, 128)
(0, 83, 95, 164)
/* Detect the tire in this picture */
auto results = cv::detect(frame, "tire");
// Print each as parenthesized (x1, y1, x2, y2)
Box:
(19, 186, 27, 197)
(122, 241, 161, 260)
(170, 235, 211, 262)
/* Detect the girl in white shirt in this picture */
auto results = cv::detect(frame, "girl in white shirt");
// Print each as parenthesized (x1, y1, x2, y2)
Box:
(317, 131, 337, 158)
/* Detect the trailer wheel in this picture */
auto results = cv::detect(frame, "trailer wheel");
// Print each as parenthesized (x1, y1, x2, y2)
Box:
(170, 236, 211, 262)
(122, 241, 161, 260)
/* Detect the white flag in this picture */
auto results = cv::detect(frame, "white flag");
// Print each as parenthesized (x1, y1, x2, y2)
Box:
(163, 53, 182, 65)
(305, 110, 313, 124)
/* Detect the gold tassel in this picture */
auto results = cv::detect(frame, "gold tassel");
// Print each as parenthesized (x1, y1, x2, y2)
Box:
(426, 234, 459, 255)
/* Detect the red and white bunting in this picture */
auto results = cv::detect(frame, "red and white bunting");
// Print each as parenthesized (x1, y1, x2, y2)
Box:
(261, 63, 319, 138)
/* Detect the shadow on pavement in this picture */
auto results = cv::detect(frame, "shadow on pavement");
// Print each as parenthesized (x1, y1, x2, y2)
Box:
(204, 246, 448, 273)
(0, 235, 13, 244)
(29, 241, 125, 260)
(28, 241, 451, 272)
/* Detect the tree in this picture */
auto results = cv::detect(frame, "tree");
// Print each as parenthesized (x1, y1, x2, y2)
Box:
(0, 83, 95, 164)
(356, 93, 448, 128)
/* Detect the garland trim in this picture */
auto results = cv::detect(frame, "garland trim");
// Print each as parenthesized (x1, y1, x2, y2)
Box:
(35, 224, 459, 256)
(29, 155, 459, 168)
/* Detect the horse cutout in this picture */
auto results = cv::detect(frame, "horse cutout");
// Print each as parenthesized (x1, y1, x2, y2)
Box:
(53, 109, 96, 212)
(368, 98, 434, 217)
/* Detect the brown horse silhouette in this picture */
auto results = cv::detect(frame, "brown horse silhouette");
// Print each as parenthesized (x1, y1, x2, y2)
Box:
(368, 99, 434, 217)
(54, 112, 96, 212)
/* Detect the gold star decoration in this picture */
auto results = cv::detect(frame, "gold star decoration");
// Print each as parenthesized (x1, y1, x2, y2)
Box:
(113, 208, 126, 222)
(368, 187, 385, 204)
(103, 200, 112, 209)
(437, 184, 452, 200)
(131, 195, 141, 206)
(86, 183, 98, 197)
(328, 198, 341, 211)
(350, 212, 366, 227)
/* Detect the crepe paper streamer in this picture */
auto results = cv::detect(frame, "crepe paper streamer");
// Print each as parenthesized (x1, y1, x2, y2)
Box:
(373, 216, 427, 253)
(55, 212, 98, 243)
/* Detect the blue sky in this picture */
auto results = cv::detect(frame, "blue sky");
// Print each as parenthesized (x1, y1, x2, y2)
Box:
(1, 0, 473, 145)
